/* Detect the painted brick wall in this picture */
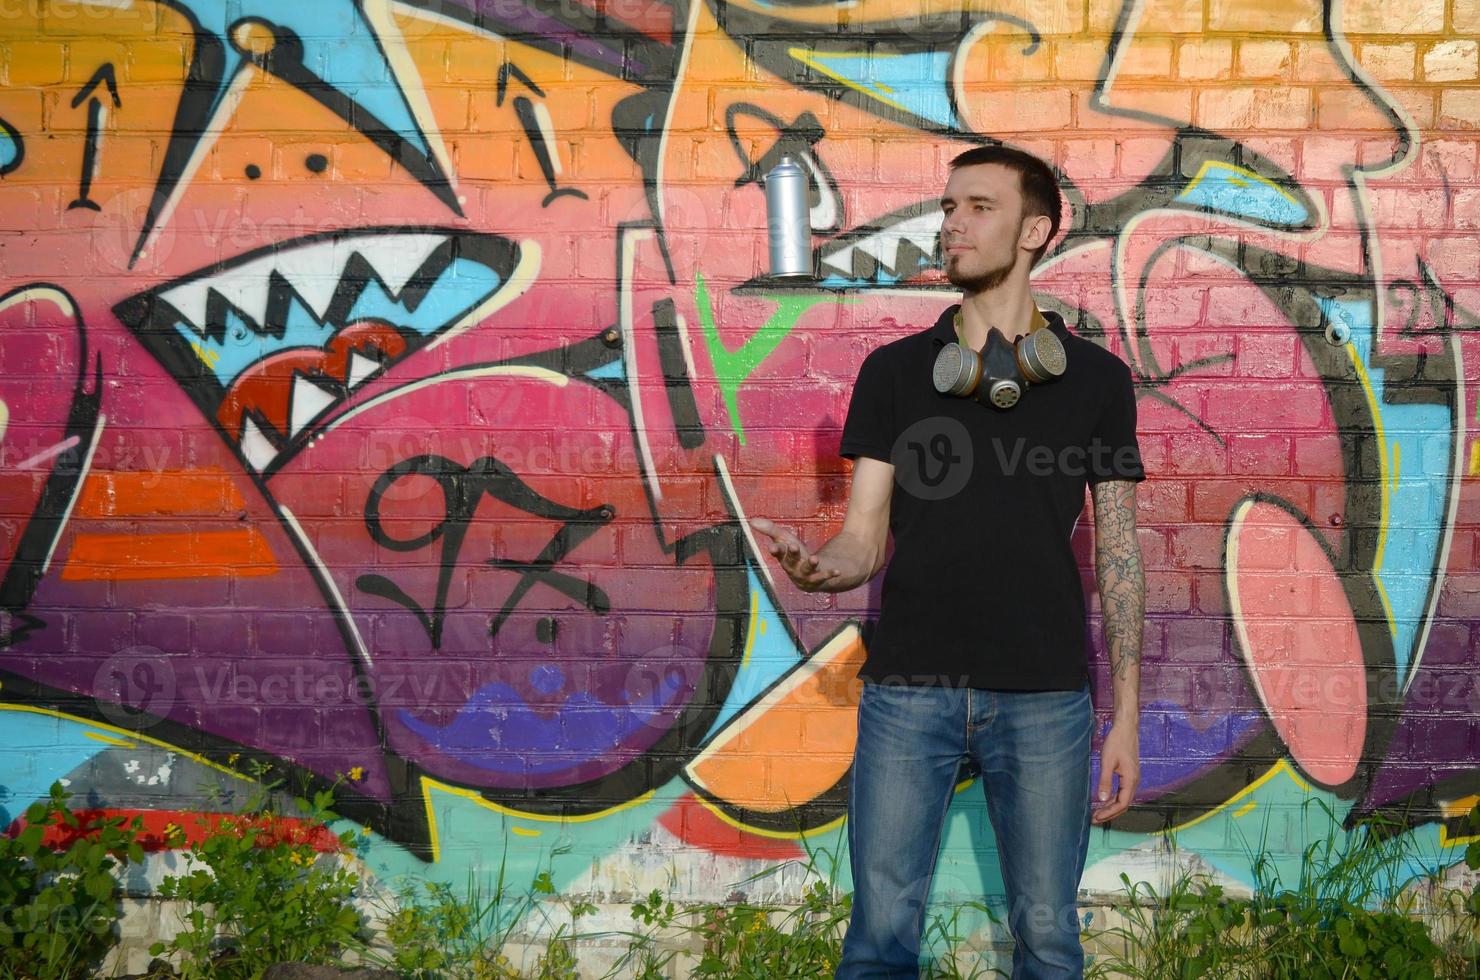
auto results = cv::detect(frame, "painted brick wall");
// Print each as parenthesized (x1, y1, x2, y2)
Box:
(1, 0, 1478, 963)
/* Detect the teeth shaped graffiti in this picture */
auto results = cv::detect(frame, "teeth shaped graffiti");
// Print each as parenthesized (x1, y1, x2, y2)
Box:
(288, 373, 340, 438)
(155, 232, 454, 341)
(239, 416, 279, 474)
(818, 207, 943, 284)
(113, 228, 521, 475)
(345, 351, 380, 389)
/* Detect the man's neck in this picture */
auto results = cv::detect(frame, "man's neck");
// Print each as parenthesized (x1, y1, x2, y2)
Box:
(956, 281, 1042, 349)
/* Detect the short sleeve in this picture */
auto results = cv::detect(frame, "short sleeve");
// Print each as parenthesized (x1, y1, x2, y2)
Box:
(839, 347, 896, 464)
(1087, 361, 1146, 484)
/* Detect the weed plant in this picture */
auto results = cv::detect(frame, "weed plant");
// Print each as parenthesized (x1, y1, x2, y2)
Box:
(0, 782, 145, 979)
(1428, 798, 1480, 978)
(605, 826, 853, 978)
(370, 843, 595, 979)
(602, 825, 1005, 978)
(919, 898, 1003, 979)
(1083, 797, 1472, 979)
(147, 763, 366, 978)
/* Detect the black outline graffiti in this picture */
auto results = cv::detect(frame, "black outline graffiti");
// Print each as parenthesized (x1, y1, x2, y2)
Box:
(497, 63, 589, 208)
(400, 0, 673, 83)
(0, 286, 103, 650)
(226, 18, 462, 214)
(127, 3, 464, 268)
(356, 453, 614, 650)
(651, 297, 706, 450)
(0, 115, 22, 178)
(126, 0, 225, 267)
(5, 0, 1471, 852)
(726, 104, 844, 235)
(67, 63, 120, 212)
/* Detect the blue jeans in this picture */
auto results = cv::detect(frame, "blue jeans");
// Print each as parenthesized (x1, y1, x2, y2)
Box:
(837, 681, 1094, 980)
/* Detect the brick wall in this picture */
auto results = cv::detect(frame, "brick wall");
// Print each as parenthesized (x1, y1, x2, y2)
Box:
(1, 0, 1477, 963)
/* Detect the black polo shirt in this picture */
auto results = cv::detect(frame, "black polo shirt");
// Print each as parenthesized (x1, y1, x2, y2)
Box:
(839, 304, 1145, 690)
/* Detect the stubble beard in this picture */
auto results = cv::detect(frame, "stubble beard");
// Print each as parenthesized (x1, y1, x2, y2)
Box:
(944, 251, 1015, 293)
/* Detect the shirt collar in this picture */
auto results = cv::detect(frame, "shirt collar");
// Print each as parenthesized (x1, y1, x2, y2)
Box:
(929, 304, 1068, 347)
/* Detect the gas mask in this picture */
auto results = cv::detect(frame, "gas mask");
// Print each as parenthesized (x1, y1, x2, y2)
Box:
(932, 321, 1066, 409)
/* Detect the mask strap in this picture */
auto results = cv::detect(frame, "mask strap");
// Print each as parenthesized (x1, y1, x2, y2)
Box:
(955, 308, 1048, 345)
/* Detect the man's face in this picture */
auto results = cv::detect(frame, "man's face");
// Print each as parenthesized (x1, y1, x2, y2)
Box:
(939, 163, 1034, 293)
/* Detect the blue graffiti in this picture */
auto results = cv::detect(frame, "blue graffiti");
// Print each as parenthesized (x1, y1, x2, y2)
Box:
(1319, 297, 1453, 683)
(0, 116, 22, 176)
(397, 669, 690, 776)
(819, 265, 918, 291)
(177, 1, 431, 156)
(585, 359, 625, 381)
(792, 50, 960, 130)
(0, 710, 111, 826)
(1176, 161, 1308, 227)
(1095, 701, 1267, 798)
(702, 568, 801, 740)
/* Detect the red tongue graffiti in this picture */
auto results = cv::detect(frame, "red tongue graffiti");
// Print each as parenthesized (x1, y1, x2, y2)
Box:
(218, 320, 411, 460)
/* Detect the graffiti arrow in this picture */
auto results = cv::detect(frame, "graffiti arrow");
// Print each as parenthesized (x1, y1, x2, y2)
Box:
(68, 63, 121, 212)
(495, 61, 586, 208)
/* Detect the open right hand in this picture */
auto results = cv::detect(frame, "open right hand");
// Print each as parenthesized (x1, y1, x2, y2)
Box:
(749, 517, 842, 592)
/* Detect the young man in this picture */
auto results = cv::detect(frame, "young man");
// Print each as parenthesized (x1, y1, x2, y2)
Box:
(751, 145, 1146, 979)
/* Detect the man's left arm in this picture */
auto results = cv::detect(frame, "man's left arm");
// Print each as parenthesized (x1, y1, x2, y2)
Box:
(1090, 478, 1143, 824)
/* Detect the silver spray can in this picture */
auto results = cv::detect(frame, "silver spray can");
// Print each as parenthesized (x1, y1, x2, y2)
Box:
(765, 156, 812, 279)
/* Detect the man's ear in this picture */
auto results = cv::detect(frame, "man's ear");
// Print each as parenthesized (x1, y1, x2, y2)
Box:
(1019, 213, 1052, 253)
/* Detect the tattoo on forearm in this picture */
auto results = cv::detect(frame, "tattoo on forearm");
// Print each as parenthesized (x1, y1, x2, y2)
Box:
(1093, 480, 1144, 683)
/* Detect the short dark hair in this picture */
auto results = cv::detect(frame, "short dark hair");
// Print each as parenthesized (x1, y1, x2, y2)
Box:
(948, 145, 1063, 263)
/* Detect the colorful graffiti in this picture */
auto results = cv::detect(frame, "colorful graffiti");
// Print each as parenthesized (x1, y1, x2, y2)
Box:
(2, 0, 1479, 956)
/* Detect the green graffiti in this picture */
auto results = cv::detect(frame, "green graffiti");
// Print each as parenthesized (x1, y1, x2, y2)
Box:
(694, 273, 837, 445)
